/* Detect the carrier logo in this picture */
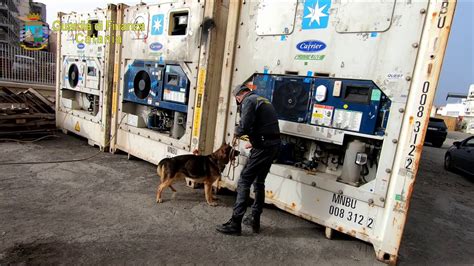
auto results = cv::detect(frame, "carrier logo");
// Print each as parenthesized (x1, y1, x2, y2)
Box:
(296, 40, 326, 53)
(77, 43, 86, 49)
(149, 42, 163, 51)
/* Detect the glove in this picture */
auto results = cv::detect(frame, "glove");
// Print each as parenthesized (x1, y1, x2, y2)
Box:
(239, 135, 250, 141)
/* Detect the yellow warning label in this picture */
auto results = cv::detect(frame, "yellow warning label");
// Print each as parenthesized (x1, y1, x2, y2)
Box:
(197, 69, 206, 95)
(192, 68, 206, 138)
(111, 63, 120, 116)
(193, 108, 202, 137)
(113, 63, 120, 83)
(74, 121, 81, 132)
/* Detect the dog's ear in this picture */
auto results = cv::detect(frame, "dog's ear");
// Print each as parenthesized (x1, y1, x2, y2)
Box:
(216, 145, 227, 160)
(219, 142, 226, 148)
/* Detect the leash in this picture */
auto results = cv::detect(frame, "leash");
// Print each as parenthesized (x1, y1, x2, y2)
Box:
(226, 136, 240, 181)
(0, 114, 127, 166)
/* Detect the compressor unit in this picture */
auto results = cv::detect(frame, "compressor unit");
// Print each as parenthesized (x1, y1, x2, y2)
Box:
(122, 60, 189, 112)
(121, 60, 189, 138)
(214, 0, 456, 263)
(56, 5, 117, 150)
(109, 1, 229, 164)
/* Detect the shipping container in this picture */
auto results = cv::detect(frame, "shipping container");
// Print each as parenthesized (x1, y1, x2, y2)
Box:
(214, 0, 456, 264)
(109, 1, 229, 165)
(55, 5, 117, 150)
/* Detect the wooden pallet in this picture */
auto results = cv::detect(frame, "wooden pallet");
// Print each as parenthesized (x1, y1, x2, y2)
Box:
(0, 87, 55, 136)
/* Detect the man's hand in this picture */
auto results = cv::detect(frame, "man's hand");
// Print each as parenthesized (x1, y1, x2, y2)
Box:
(244, 143, 253, 149)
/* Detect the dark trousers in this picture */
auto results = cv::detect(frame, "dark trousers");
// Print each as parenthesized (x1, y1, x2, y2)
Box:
(232, 145, 279, 222)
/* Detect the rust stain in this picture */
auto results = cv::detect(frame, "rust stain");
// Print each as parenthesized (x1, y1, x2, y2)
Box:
(376, 250, 398, 265)
(359, 228, 369, 238)
(415, 144, 423, 152)
(432, 12, 437, 18)
(409, 116, 414, 125)
(427, 63, 433, 75)
(291, 202, 297, 209)
(349, 230, 357, 237)
(404, 182, 415, 212)
(393, 202, 405, 214)
(265, 190, 274, 199)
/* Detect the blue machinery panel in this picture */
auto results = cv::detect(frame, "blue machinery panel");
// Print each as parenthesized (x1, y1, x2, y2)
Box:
(123, 60, 189, 113)
(252, 74, 391, 136)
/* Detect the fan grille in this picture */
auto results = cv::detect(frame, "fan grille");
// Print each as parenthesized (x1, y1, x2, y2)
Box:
(133, 70, 151, 99)
(68, 64, 79, 88)
(272, 80, 310, 122)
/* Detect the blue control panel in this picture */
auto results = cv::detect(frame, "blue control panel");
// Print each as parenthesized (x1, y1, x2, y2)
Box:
(123, 60, 189, 113)
(252, 74, 391, 136)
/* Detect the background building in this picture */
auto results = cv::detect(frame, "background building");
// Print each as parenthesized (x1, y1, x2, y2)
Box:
(436, 101, 467, 117)
(465, 84, 474, 134)
(0, 0, 47, 48)
(435, 84, 474, 133)
(0, 0, 21, 46)
(30, 1, 45, 22)
(0, 0, 55, 90)
(15, 0, 30, 18)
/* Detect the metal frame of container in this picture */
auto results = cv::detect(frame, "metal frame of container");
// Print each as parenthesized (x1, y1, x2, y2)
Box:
(214, 0, 456, 263)
(55, 5, 117, 150)
(109, 1, 229, 164)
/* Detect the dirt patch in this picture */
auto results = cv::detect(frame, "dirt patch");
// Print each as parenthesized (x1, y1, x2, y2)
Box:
(0, 242, 72, 264)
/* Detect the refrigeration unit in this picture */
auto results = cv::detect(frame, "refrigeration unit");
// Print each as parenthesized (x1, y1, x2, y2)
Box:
(56, 5, 117, 150)
(214, 0, 456, 263)
(109, 1, 229, 163)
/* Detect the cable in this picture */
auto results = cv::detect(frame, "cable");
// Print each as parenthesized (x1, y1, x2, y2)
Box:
(0, 135, 59, 143)
(0, 114, 127, 166)
(0, 150, 103, 165)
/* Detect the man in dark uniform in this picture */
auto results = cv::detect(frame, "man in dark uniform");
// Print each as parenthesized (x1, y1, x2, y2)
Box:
(216, 83, 280, 235)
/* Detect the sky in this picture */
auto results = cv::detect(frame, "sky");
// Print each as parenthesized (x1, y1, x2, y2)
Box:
(40, 0, 474, 106)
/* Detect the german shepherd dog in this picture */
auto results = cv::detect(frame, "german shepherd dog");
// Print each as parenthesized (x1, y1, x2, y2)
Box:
(156, 143, 240, 206)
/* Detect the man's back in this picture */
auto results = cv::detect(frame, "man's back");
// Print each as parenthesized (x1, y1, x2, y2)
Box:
(238, 92, 280, 147)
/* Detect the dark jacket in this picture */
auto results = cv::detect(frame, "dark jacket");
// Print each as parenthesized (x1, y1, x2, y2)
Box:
(235, 92, 280, 148)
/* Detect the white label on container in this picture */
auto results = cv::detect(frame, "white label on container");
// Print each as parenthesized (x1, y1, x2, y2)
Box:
(311, 104, 334, 126)
(387, 73, 404, 82)
(333, 81, 342, 97)
(332, 109, 363, 131)
(163, 89, 186, 103)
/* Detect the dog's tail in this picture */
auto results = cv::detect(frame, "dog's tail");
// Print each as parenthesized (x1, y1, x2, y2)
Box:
(157, 159, 168, 180)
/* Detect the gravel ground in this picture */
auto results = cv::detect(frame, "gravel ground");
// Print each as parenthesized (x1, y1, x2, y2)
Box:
(398, 132, 474, 264)
(0, 132, 472, 265)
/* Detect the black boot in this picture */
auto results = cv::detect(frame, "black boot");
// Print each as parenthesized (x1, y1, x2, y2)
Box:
(216, 218, 242, 236)
(243, 214, 260, 233)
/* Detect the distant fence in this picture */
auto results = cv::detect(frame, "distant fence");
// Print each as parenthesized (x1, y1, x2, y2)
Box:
(0, 45, 56, 86)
